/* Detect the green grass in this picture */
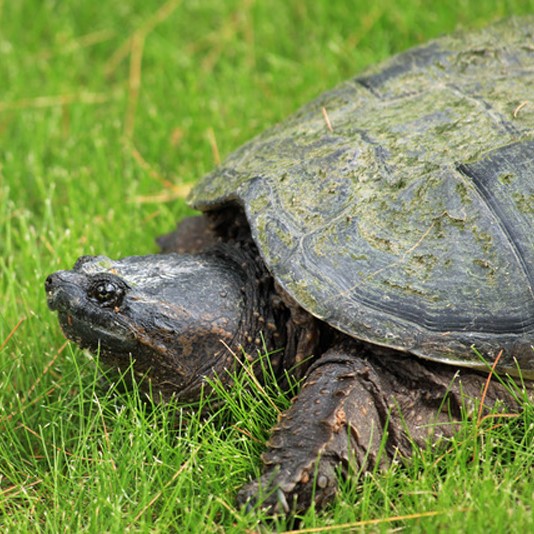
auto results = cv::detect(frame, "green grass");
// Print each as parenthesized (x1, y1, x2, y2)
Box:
(1, 0, 533, 531)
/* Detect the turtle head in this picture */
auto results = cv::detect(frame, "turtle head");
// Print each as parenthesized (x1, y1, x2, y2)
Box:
(45, 253, 250, 402)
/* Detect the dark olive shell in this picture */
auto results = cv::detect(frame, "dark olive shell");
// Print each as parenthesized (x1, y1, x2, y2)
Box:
(190, 17, 534, 375)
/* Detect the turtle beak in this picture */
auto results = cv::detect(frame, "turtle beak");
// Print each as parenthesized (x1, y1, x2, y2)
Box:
(45, 271, 84, 312)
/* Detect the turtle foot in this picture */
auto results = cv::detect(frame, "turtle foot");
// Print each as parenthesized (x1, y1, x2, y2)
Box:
(237, 465, 337, 515)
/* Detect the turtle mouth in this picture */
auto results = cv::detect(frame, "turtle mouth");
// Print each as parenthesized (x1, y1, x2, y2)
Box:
(55, 308, 137, 354)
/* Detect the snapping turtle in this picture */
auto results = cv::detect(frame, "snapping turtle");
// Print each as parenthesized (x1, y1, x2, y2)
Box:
(46, 17, 533, 513)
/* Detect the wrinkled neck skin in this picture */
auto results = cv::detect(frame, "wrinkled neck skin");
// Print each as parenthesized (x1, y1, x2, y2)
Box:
(46, 244, 302, 403)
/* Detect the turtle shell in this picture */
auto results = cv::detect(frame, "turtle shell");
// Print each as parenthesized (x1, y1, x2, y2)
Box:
(190, 17, 534, 376)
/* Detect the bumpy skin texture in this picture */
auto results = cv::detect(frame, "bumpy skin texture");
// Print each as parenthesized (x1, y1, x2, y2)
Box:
(237, 345, 518, 513)
(45, 19, 532, 517)
(46, 244, 285, 403)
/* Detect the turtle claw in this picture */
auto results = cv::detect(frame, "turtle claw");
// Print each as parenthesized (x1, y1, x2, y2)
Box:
(237, 480, 281, 515)
(237, 472, 298, 515)
(276, 489, 290, 514)
(237, 464, 338, 516)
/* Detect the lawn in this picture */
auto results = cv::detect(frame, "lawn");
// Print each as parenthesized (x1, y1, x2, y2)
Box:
(1, 0, 533, 531)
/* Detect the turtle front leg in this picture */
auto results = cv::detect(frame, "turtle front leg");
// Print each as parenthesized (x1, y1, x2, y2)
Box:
(237, 343, 517, 514)
(237, 346, 384, 513)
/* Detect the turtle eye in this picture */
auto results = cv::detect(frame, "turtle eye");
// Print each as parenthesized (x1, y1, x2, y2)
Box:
(88, 276, 128, 308)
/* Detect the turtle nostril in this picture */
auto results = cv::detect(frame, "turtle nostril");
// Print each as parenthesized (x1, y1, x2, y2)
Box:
(45, 273, 63, 310)
(45, 274, 56, 292)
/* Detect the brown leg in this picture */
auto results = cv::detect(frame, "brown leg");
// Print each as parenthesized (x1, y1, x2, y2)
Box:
(237, 343, 518, 514)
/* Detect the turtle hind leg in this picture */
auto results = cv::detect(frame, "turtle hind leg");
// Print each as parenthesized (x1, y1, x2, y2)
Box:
(237, 343, 519, 515)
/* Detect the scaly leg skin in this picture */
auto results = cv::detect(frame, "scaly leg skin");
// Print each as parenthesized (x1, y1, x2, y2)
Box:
(237, 343, 519, 514)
